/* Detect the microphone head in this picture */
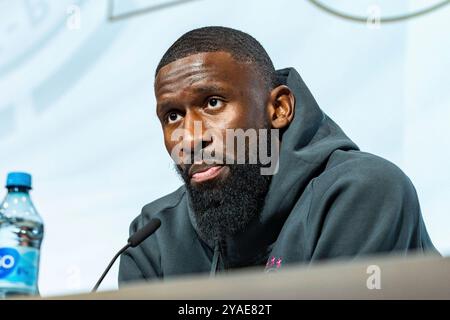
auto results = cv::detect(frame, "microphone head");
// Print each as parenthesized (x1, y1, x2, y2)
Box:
(127, 218, 161, 247)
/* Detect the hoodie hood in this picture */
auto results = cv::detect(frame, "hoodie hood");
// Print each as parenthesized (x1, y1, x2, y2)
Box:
(187, 67, 359, 272)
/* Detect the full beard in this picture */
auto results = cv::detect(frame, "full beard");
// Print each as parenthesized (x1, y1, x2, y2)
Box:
(176, 163, 272, 243)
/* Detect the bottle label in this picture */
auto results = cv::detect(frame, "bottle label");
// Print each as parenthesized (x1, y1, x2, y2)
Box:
(0, 247, 39, 290)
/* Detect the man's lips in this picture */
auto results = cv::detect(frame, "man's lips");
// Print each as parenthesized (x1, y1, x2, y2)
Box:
(189, 164, 225, 183)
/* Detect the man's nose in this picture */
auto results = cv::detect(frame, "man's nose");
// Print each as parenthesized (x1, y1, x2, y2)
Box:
(182, 113, 211, 160)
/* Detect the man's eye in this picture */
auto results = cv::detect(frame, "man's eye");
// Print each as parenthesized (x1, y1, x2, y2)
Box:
(207, 98, 224, 109)
(166, 111, 182, 124)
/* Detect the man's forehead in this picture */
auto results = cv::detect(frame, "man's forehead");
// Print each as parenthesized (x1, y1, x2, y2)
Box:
(155, 51, 253, 96)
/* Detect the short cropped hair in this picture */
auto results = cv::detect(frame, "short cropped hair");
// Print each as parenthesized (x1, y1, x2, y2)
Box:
(155, 26, 277, 89)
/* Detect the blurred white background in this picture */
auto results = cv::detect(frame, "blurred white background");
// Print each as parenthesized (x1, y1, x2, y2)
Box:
(0, 0, 449, 296)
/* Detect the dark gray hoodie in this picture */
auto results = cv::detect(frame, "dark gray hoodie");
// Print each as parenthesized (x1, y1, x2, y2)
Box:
(118, 67, 438, 285)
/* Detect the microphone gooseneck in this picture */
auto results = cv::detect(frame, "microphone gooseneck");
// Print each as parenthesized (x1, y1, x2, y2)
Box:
(91, 218, 161, 292)
(92, 243, 130, 293)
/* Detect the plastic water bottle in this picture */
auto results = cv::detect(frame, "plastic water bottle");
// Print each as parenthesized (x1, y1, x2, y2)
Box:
(0, 172, 44, 298)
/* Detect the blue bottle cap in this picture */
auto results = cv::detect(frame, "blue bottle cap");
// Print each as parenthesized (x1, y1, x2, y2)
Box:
(6, 172, 32, 189)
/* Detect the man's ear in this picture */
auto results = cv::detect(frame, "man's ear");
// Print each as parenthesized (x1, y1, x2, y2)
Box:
(267, 85, 295, 129)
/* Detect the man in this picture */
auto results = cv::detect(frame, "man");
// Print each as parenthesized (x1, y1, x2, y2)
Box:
(119, 26, 438, 284)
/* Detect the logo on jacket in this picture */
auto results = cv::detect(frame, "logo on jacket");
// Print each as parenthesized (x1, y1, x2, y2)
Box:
(265, 256, 282, 272)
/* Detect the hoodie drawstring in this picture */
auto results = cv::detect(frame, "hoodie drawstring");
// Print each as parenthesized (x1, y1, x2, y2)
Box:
(210, 240, 221, 277)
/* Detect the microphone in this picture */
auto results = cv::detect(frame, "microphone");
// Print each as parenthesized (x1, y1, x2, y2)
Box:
(92, 218, 161, 292)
